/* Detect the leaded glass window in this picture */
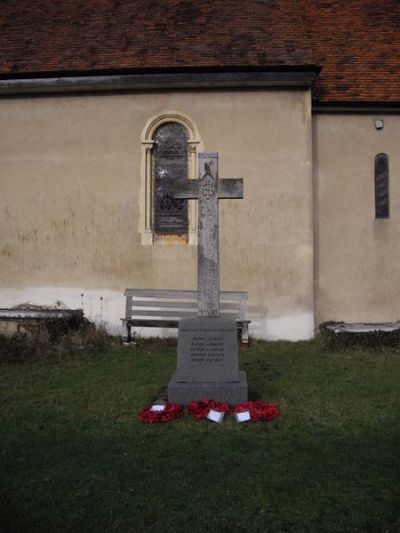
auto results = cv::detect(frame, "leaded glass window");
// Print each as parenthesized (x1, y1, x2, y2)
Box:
(153, 123, 188, 233)
(375, 153, 389, 219)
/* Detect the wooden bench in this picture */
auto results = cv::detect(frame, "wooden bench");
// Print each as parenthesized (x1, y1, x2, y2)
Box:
(122, 289, 250, 345)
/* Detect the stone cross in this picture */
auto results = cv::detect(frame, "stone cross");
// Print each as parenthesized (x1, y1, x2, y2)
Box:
(173, 152, 243, 317)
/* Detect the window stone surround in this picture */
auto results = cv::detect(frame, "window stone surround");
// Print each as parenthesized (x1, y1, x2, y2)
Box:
(139, 111, 203, 245)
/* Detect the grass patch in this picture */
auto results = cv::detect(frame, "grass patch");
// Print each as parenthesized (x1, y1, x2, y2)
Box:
(1, 340, 399, 532)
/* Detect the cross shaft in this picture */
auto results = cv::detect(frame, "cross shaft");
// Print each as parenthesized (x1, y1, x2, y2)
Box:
(173, 152, 243, 317)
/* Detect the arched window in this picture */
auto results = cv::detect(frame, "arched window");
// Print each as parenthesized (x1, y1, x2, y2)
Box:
(140, 112, 202, 245)
(153, 122, 188, 234)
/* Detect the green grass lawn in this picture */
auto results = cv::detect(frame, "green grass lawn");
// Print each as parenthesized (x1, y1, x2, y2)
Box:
(1, 339, 399, 533)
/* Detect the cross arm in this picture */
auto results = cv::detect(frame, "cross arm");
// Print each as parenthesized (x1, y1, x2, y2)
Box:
(217, 179, 243, 199)
(172, 179, 200, 199)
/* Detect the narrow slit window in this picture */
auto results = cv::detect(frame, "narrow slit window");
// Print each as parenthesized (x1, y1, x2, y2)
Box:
(375, 153, 389, 219)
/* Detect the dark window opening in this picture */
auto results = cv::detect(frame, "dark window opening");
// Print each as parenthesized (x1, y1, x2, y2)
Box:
(375, 153, 389, 219)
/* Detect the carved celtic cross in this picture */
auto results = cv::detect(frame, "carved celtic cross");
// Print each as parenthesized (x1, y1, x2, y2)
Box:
(173, 152, 243, 317)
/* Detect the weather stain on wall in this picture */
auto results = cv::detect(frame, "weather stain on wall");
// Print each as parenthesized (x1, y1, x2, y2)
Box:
(17, 229, 38, 243)
(1, 243, 13, 257)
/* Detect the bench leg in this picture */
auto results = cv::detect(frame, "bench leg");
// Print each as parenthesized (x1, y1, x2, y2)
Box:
(241, 323, 250, 347)
(127, 323, 132, 343)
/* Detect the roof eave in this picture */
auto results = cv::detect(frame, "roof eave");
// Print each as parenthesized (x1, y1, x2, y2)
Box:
(314, 101, 400, 113)
(0, 70, 318, 96)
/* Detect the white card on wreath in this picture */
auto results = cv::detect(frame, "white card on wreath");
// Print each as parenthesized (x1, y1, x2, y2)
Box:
(150, 404, 166, 412)
(207, 410, 225, 423)
(235, 411, 251, 423)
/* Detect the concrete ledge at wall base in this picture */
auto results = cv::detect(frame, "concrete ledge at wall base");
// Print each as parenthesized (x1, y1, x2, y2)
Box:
(0, 309, 82, 320)
(0, 308, 84, 337)
(319, 321, 400, 349)
(324, 322, 400, 333)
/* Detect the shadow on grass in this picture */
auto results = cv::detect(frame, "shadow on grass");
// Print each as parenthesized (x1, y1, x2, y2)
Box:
(1, 411, 399, 533)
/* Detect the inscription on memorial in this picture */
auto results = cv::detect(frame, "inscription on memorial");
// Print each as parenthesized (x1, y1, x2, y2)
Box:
(180, 325, 236, 363)
(174, 319, 240, 383)
(190, 336, 225, 363)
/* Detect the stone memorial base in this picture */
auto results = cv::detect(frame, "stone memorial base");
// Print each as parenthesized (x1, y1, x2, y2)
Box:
(167, 316, 248, 406)
(168, 370, 248, 406)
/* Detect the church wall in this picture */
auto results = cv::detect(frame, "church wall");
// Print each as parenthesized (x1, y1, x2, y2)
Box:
(0, 89, 313, 339)
(315, 113, 400, 325)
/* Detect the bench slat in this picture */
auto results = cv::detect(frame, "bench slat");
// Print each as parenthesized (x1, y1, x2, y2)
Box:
(130, 310, 241, 319)
(131, 310, 239, 318)
(131, 310, 197, 318)
(125, 289, 248, 300)
(130, 300, 197, 309)
(127, 318, 247, 327)
(126, 289, 198, 299)
(129, 318, 180, 328)
(129, 300, 240, 311)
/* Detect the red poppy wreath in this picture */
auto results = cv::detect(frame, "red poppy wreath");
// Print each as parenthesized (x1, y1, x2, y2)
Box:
(234, 401, 280, 421)
(188, 399, 231, 419)
(138, 403, 184, 423)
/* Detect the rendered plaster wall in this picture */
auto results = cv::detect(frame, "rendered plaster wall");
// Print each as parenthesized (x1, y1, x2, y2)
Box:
(0, 89, 313, 339)
(314, 113, 400, 325)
